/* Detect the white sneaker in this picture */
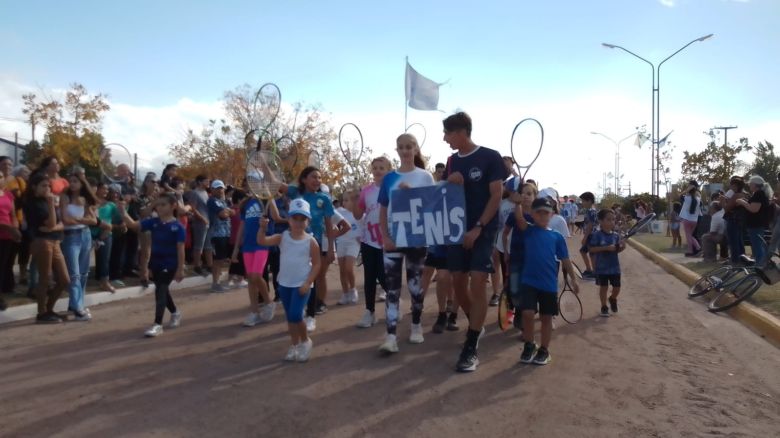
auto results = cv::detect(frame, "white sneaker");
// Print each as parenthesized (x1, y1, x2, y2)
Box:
(260, 302, 276, 322)
(243, 312, 262, 327)
(356, 310, 377, 328)
(237, 280, 248, 288)
(297, 338, 313, 362)
(409, 323, 424, 344)
(305, 316, 317, 333)
(168, 311, 182, 328)
(337, 293, 350, 305)
(377, 291, 387, 302)
(144, 324, 163, 337)
(349, 289, 359, 304)
(379, 334, 399, 354)
(284, 345, 298, 362)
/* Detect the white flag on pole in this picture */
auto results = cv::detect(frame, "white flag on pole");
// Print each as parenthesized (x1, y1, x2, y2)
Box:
(405, 61, 441, 111)
(635, 132, 649, 148)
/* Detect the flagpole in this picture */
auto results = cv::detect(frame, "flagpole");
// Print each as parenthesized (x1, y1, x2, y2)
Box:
(404, 56, 409, 131)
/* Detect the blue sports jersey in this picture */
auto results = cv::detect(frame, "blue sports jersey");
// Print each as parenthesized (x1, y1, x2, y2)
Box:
(588, 230, 621, 275)
(584, 207, 598, 230)
(442, 146, 508, 231)
(507, 212, 534, 268)
(141, 217, 185, 272)
(519, 224, 569, 293)
(241, 198, 270, 252)
(207, 197, 231, 238)
(287, 185, 334, 245)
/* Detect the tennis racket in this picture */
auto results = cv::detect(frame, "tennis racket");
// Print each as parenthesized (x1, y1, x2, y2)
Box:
(99, 143, 135, 185)
(246, 127, 283, 204)
(252, 83, 281, 132)
(558, 278, 583, 324)
(338, 123, 365, 172)
(510, 118, 544, 183)
(497, 290, 515, 332)
(405, 122, 427, 147)
(622, 213, 656, 239)
(307, 149, 322, 168)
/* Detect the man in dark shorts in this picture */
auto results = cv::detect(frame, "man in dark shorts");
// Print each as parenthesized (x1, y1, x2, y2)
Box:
(442, 112, 508, 372)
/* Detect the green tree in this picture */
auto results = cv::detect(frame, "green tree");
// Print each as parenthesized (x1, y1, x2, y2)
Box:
(747, 141, 780, 187)
(681, 133, 751, 185)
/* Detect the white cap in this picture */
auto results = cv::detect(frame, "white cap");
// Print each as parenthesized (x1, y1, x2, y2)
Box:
(289, 198, 312, 219)
(539, 187, 558, 201)
(211, 180, 226, 189)
(320, 183, 330, 194)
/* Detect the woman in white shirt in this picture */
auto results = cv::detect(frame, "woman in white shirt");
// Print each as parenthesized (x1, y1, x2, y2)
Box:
(680, 181, 703, 257)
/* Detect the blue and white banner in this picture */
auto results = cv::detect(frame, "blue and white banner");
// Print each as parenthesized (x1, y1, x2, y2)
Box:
(389, 183, 466, 248)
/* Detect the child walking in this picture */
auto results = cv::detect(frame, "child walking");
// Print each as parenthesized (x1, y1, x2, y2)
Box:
(258, 198, 321, 362)
(514, 198, 580, 365)
(588, 209, 625, 317)
(336, 190, 361, 305)
(578, 191, 598, 280)
(118, 194, 185, 337)
(670, 202, 682, 249)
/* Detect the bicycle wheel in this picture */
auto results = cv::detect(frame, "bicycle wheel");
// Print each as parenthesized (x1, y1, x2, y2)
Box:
(707, 274, 762, 313)
(688, 266, 731, 298)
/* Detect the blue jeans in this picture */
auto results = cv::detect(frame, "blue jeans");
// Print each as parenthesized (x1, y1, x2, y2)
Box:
(61, 229, 92, 312)
(94, 234, 112, 280)
(747, 227, 767, 265)
(725, 219, 745, 263)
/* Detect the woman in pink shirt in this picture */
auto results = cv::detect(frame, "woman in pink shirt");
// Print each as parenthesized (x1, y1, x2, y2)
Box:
(0, 169, 21, 310)
(354, 156, 392, 328)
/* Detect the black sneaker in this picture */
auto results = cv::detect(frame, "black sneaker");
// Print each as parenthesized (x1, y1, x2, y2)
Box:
(0, 298, 6, 311)
(609, 297, 618, 313)
(36, 313, 61, 324)
(455, 344, 479, 372)
(582, 270, 595, 281)
(315, 303, 328, 315)
(600, 306, 610, 317)
(488, 293, 500, 307)
(520, 341, 537, 363)
(140, 279, 150, 289)
(433, 313, 447, 334)
(193, 266, 207, 277)
(533, 347, 551, 365)
(446, 313, 459, 331)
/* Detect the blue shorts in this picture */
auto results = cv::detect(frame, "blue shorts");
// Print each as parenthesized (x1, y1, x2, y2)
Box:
(279, 285, 310, 323)
(446, 228, 497, 274)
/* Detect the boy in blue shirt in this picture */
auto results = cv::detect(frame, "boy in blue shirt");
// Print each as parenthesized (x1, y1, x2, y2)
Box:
(579, 191, 598, 280)
(515, 198, 580, 365)
(588, 209, 625, 317)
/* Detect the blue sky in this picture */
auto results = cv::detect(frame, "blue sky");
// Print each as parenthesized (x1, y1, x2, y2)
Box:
(1, 0, 778, 195)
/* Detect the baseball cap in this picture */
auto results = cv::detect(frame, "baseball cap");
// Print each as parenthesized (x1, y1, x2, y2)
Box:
(504, 176, 522, 193)
(289, 198, 312, 219)
(319, 183, 331, 194)
(538, 187, 558, 201)
(532, 197, 554, 212)
(211, 180, 226, 189)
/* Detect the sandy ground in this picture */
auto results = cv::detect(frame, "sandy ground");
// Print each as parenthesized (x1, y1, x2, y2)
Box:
(1, 241, 779, 438)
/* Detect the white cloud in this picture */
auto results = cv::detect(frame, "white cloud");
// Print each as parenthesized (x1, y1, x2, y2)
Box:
(659, 0, 676, 7)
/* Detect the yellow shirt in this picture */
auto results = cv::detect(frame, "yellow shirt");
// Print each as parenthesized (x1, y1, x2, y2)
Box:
(5, 177, 26, 223)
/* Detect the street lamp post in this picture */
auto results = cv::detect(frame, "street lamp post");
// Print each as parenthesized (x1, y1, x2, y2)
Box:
(591, 131, 638, 196)
(602, 34, 713, 197)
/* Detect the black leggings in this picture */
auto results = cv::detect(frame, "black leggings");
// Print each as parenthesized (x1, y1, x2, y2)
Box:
(361, 243, 386, 313)
(152, 270, 177, 325)
(263, 248, 281, 298)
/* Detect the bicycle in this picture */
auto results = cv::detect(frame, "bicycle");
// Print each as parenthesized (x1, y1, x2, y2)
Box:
(688, 254, 776, 312)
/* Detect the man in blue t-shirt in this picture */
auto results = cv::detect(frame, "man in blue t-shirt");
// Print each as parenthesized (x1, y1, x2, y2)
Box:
(514, 197, 580, 366)
(440, 112, 509, 373)
(207, 180, 234, 292)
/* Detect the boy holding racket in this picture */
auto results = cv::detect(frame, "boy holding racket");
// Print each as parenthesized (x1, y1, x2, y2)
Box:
(578, 191, 598, 280)
(588, 209, 625, 316)
(442, 112, 508, 372)
(514, 198, 580, 365)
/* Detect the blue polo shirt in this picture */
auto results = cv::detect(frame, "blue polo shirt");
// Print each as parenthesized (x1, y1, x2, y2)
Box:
(588, 230, 621, 275)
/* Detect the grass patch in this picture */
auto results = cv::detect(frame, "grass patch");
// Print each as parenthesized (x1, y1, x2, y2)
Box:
(633, 233, 780, 318)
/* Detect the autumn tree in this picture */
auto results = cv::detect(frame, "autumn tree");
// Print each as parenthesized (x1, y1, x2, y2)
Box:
(681, 133, 751, 185)
(21, 83, 109, 176)
(171, 83, 376, 192)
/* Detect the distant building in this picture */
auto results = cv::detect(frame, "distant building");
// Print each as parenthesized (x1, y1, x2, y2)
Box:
(0, 137, 23, 163)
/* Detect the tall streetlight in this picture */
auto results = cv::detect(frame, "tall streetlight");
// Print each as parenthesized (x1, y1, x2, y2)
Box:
(590, 131, 638, 196)
(602, 34, 714, 197)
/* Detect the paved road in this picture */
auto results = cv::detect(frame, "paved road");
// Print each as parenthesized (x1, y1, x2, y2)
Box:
(1, 242, 778, 437)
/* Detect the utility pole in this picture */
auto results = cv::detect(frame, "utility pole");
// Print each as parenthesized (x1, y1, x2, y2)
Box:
(712, 125, 738, 147)
(627, 181, 632, 197)
(14, 132, 18, 164)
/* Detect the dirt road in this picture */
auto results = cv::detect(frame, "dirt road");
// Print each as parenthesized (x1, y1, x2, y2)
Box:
(1, 243, 778, 438)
